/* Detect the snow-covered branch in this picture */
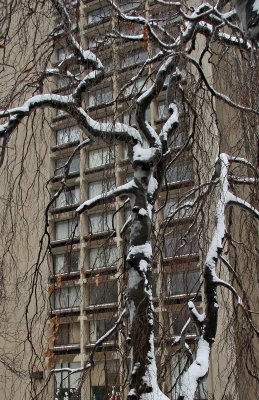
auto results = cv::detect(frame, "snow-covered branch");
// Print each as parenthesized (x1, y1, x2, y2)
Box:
(136, 56, 175, 147)
(178, 152, 259, 398)
(77, 180, 136, 214)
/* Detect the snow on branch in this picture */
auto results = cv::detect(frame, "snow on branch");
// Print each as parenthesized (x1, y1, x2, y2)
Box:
(52, 0, 103, 69)
(76, 180, 136, 214)
(178, 152, 258, 399)
(159, 103, 179, 147)
(51, 0, 105, 105)
(107, 0, 180, 49)
(136, 55, 175, 147)
(0, 92, 141, 169)
(0, 94, 74, 169)
(178, 338, 209, 400)
(76, 107, 142, 145)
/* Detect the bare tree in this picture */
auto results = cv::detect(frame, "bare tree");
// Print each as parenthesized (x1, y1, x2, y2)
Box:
(0, 1, 258, 400)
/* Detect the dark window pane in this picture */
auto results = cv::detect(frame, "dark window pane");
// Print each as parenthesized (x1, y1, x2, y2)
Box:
(89, 281, 117, 305)
(91, 386, 106, 400)
(165, 233, 198, 258)
(54, 252, 80, 274)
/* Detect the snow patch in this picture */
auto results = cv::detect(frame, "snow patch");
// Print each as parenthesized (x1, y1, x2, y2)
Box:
(253, 0, 259, 13)
(138, 208, 147, 216)
(127, 243, 152, 261)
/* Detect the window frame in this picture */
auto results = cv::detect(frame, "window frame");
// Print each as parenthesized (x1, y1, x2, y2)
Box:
(55, 218, 80, 241)
(54, 251, 80, 275)
(54, 285, 80, 309)
(89, 280, 117, 306)
(54, 153, 80, 177)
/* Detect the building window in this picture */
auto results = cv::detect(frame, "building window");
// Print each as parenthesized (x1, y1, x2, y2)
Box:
(88, 148, 114, 169)
(166, 161, 193, 184)
(164, 232, 199, 258)
(152, 12, 166, 27)
(89, 245, 117, 270)
(88, 179, 115, 199)
(57, 75, 70, 89)
(119, 0, 141, 12)
(54, 285, 80, 309)
(54, 251, 80, 274)
(55, 153, 80, 177)
(55, 186, 80, 209)
(157, 100, 168, 120)
(55, 362, 81, 399)
(89, 280, 117, 305)
(123, 106, 151, 125)
(56, 47, 71, 62)
(57, 68, 80, 89)
(167, 269, 200, 296)
(91, 361, 120, 399)
(54, 322, 80, 346)
(121, 49, 147, 68)
(87, 6, 111, 25)
(106, 360, 120, 386)
(89, 212, 114, 234)
(123, 109, 137, 126)
(55, 218, 80, 241)
(170, 309, 196, 336)
(56, 126, 80, 146)
(89, 318, 115, 342)
(91, 386, 106, 400)
(164, 196, 194, 220)
(89, 87, 113, 107)
(124, 77, 148, 97)
(103, 58, 112, 73)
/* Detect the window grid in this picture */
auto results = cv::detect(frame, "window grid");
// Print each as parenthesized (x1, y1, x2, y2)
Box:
(164, 232, 199, 258)
(54, 251, 80, 274)
(54, 285, 80, 309)
(89, 245, 117, 270)
(89, 280, 117, 305)
(55, 218, 80, 241)
(55, 186, 80, 209)
(56, 126, 80, 146)
(55, 153, 80, 177)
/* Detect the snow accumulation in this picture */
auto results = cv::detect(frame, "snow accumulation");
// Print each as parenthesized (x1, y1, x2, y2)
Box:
(127, 243, 152, 261)
(128, 268, 142, 290)
(133, 144, 158, 163)
(78, 107, 142, 143)
(138, 208, 148, 216)
(188, 301, 205, 322)
(141, 334, 170, 400)
(148, 175, 158, 195)
(2, 94, 73, 116)
(139, 259, 149, 274)
(180, 338, 210, 400)
(160, 103, 179, 141)
(253, 0, 259, 13)
(76, 180, 135, 213)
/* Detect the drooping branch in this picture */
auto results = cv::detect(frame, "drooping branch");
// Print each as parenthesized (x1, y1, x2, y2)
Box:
(177, 152, 259, 399)
(185, 55, 259, 115)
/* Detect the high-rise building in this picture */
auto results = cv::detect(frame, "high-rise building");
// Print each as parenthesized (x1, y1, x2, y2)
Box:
(0, 1, 258, 400)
